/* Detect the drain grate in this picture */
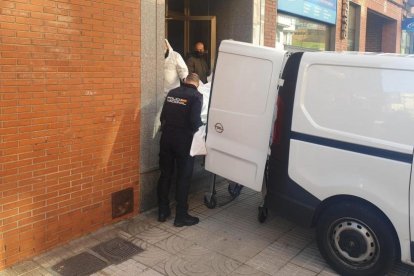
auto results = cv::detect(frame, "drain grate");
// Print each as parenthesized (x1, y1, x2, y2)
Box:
(52, 252, 107, 276)
(91, 237, 143, 264)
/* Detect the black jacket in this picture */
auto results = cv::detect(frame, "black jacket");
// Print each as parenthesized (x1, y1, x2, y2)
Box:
(161, 83, 203, 133)
(186, 54, 210, 84)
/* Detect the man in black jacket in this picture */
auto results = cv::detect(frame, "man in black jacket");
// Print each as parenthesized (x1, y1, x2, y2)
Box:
(186, 42, 210, 84)
(157, 73, 203, 227)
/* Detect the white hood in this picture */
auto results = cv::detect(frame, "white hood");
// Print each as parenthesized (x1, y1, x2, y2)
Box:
(165, 38, 173, 57)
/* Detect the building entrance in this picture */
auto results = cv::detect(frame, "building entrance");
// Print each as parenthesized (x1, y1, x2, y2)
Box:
(366, 10, 397, 53)
(166, 0, 216, 70)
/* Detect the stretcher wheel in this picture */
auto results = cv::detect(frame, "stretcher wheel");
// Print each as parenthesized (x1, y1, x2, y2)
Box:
(227, 182, 243, 198)
(258, 206, 268, 223)
(204, 194, 217, 209)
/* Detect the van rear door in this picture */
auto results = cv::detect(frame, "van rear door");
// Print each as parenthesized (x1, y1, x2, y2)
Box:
(205, 41, 285, 191)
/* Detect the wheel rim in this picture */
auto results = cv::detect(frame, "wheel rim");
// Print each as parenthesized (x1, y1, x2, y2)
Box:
(328, 218, 379, 269)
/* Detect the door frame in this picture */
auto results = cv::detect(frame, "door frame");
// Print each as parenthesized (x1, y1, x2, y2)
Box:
(166, 15, 216, 70)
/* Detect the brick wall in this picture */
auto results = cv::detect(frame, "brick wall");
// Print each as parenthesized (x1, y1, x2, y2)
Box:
(264, 0, 276, 47)
(0, 0, 140, 269)
(335, 0, 403, 52)
(382, 20, 397, 52)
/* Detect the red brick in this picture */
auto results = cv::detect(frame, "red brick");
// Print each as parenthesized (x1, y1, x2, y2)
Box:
(0, 1, 16, 9)
(2, 212, 31, 226)
(15, 3, 43, 12)
(0, 209, 19, 220)
(0, 0, 141, 269)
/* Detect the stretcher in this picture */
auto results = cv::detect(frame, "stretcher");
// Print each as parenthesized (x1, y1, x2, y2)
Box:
(203, 174, 243, 209)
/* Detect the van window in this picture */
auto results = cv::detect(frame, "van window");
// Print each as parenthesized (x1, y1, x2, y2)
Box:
(212, 53, 273, 115)
(302, 65, 414, 146)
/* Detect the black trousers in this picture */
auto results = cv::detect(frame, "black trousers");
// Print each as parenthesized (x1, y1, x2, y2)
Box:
(157, 128, 194, 217)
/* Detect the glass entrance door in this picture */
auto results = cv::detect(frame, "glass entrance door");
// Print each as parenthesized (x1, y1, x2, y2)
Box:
(166, 16, 216, 71)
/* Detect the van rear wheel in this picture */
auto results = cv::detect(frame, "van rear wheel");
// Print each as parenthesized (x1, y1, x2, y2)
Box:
(316, 202, 397, 276)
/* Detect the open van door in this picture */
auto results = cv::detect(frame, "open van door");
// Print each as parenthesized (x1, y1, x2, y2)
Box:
(205, 41, 286, 191)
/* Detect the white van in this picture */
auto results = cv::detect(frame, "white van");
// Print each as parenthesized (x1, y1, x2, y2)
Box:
(205, 40, 414, 276)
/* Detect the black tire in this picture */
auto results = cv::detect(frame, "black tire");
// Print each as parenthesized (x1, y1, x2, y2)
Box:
(316, 202, 397, 276)
(204, 194, 217, 209)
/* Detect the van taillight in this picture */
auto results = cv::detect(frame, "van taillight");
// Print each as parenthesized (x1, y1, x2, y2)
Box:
(272, 95, 284, 145)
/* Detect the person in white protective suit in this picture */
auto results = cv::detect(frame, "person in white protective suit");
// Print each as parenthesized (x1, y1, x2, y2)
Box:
(164, 39, 188, 95)
(154, 39, 189, 136)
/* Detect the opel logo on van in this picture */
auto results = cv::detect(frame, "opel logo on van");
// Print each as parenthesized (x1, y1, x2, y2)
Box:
(214, 123, 224, 133)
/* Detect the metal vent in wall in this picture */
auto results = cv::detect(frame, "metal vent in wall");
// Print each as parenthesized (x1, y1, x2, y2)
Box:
(111, 187, 133, 218)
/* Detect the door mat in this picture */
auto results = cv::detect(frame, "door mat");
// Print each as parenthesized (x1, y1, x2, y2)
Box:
(91, 237, 143, 264)
(52, 252, 107, 276)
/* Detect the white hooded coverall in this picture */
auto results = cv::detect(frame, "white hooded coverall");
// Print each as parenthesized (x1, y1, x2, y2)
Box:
(164, 39, 188, 95)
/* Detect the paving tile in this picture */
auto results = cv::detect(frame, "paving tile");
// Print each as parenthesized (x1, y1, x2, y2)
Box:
(65, 235, 101, 254)
(246, 239, 303, 275)
(291, 243, 326, 273)
(196, 216, 229, 232)
(179, 210, 298, 263)
(274, 227, 314, 250)
(275, 263, 317, 276)
(204, 212, 292, 242)
(317, 267, 339, 276)
(118, 215, 161, 236)
(154, 255, 209, 276)
(0, 262, 52, 276)
(132, 244, 173, 268)
(179, 244, 218, 261)
(195, 250, 241, 275)
(176, 225, 213, 242)
(179, 223, 260, 262)
(229, 264, 271, 276)
(264, 216, 296, 233)
(191, 202, 226, 217)
(4, 261, 39, 275)
(33, 246, 76, 268)
(92, 259, 152, 276)
(90, 226, 132, 243)
(20, 267, 52, 275)
(154, 244, 241, 276)
(201, 229, 270, 263)
(135, 226, 173, 245)
(156, 220, 186, 235)
(129, 237, 151, 251)
(138, 269, 165, 276)
(155, 235, 195, 255)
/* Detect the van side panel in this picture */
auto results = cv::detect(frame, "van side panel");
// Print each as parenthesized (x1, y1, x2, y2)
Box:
(290, 53, 414, 264)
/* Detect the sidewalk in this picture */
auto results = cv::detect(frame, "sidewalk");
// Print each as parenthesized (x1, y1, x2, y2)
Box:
(1, 181, 413, 276)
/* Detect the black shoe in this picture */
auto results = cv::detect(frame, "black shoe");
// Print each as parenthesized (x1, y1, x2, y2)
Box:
(158, 210, 171, 222)
(174, 214, 199, 227)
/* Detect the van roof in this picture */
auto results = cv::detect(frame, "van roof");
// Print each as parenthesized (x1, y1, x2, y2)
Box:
(319, 51, 414, 58)
(302, 50, 414, 71)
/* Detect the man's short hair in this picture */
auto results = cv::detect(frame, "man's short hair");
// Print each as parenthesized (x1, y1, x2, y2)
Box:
(185, 73, 200, 84)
